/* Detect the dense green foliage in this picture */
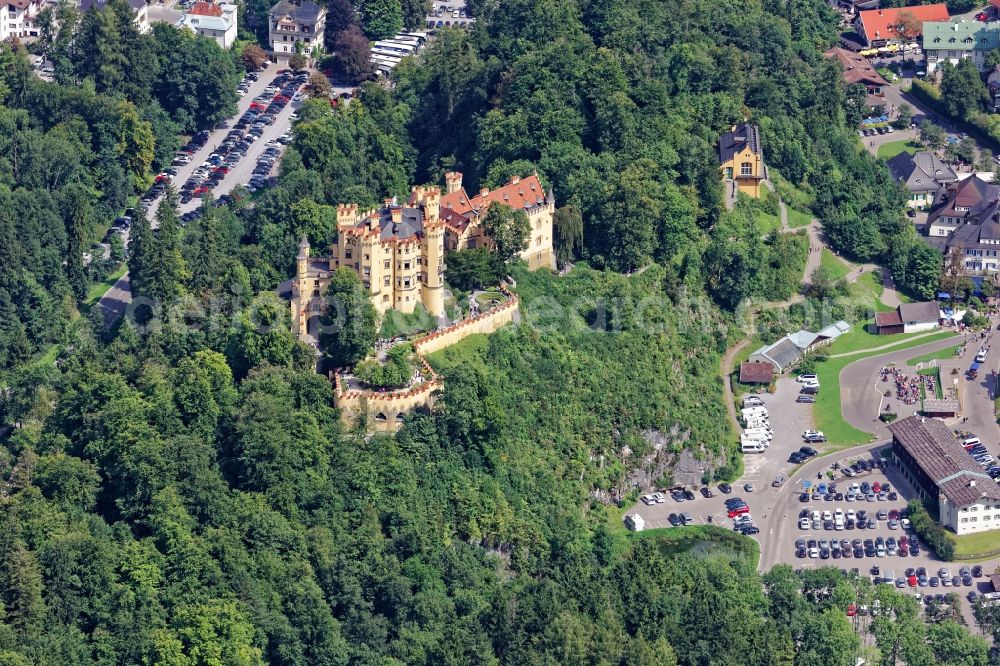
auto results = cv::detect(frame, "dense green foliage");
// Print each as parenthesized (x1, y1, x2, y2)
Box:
(907, 499, 956, 562)
(0, 0, 992, 662)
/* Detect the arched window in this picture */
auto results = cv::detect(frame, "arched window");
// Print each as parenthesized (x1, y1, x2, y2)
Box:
(375, 412, 387, 421)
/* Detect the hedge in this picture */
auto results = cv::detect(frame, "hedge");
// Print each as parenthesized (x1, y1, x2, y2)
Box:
(908, 499, 956, 561)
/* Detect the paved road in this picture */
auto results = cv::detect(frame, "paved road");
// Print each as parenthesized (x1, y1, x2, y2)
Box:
(95, 64, 300, 327)
(96, 273, 132, 327)
(839, 333, 962, 440)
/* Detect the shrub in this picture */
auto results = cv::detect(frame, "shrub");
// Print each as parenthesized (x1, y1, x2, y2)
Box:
(908, 499, 956, 561)
(879, 412, 897, 423)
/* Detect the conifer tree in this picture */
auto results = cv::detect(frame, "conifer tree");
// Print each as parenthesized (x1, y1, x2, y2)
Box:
(188, 198, 221, 294)
(127, 206, 154, 297)
(150, 187, 188, 303)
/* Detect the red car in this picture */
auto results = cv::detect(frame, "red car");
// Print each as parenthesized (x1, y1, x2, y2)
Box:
(193, 186, 209, 196)
(274, 95, 289, 102)
(728, 506, 750, 518)
(888, 509, 899, 520)
(213, 167, 229, 176)
(907, 575, 917, 587)
(976, 11, 989, 22)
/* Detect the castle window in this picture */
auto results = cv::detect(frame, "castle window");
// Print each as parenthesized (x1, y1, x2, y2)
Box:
(364, 254, 370, 261)
(404, 261, 411, 270)
(740, 162, 752, 176)
(404, 278, 411, 287)
(345, 250, 352, 259)
(384, 277, 390, 286)
(384, 260, 390, 269)
(416, 257, 422, 266)
(314, 279, 319, 286)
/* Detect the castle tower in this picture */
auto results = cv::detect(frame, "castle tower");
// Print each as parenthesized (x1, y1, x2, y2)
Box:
(297, 235, 310, 277)
(293, 235, 311, 339)
(421, 221, 445, 317)
(423, 186, 440, 224)
(444, 171, 463, 194)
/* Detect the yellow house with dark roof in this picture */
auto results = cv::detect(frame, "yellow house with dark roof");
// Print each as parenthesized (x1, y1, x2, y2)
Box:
(718, 123, 765, 198)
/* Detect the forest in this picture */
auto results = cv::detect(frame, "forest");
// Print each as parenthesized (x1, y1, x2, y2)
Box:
(0, 0, 992, 662)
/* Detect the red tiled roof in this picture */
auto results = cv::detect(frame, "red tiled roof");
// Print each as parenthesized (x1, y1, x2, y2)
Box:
(857, 4, 949, 43)
(825, 47, 889, 88)
(991, 0, 1000, 10)
(189, 1, 222, 16)
(439, 206, 472, 232)
(874, 311, 902, 327)
(439, 188, 474, 215)
(739, 362, 774, 384)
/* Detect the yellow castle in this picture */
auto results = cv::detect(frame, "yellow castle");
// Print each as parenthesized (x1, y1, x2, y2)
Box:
(290, 172, 555, 340)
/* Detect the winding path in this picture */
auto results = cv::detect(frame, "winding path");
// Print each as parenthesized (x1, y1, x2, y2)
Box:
(720, 339, 750, 435)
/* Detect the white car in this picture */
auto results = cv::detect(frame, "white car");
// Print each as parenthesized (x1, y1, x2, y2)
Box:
(797, 374, 818, 383)
(809, 547, 819, 558)
(811, 510, 821, 521)
(834, 509, 845, 521)
(822, 510, 832, 521)
(641, 494, 656, 505)
(799, 518, 811, 529)
(653, 492, 665, 504)
(900, 518, 911, 530)
(846, 509, 857, 521)
(803, 430, 825, 440)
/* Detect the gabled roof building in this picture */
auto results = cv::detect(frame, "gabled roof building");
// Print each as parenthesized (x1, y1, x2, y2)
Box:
(887, 151, 957, 209)
(855, 4, 949, 47)
(924, 20, 1000, 73)
(718, 123, 765, 199)
(889, 416, 1000, 535)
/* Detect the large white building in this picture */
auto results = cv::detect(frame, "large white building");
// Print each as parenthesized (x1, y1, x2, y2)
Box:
(1, 0, 43, 42)
(268, 0, 324, 60)
(177, 1, 237, 49)
(889, 416, 1000, 536)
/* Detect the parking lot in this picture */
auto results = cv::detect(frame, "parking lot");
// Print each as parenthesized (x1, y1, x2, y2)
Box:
(133, 63, 303, 225)
(628, 376, 817, 534)
(766, 447, 999, 625)
(426, 0, 475, 29)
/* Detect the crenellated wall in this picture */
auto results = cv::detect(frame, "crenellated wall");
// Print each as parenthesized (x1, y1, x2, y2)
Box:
(413, 296, 519, 357)
(334, 293, 519, 432)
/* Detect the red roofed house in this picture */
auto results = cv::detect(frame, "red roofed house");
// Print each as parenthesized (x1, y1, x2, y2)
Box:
(438, 172, 556, 271)
(739, 362, 774, 385)
(854, 4, 950, 47)
(190, 1, 223, 16)
(825, 47, 888, 105)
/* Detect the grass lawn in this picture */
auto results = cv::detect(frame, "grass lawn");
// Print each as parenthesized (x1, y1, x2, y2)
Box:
(953, 528, 1000, 560)
(474, 290, 502, 308)
(877, 140, 920, 160)
(820, 248, 851, 282)
(906, 345, 960, 366)
(757, 212, 782, 235)
(813, 329, 960, 448)
(81, 263, 127, 310)
(771, 169, 814, 212)
(825, 321, 949, 357)
(786, 207, 812, 229)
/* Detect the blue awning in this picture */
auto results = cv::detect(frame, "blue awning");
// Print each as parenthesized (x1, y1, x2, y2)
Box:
(971, 361, 982, 372)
